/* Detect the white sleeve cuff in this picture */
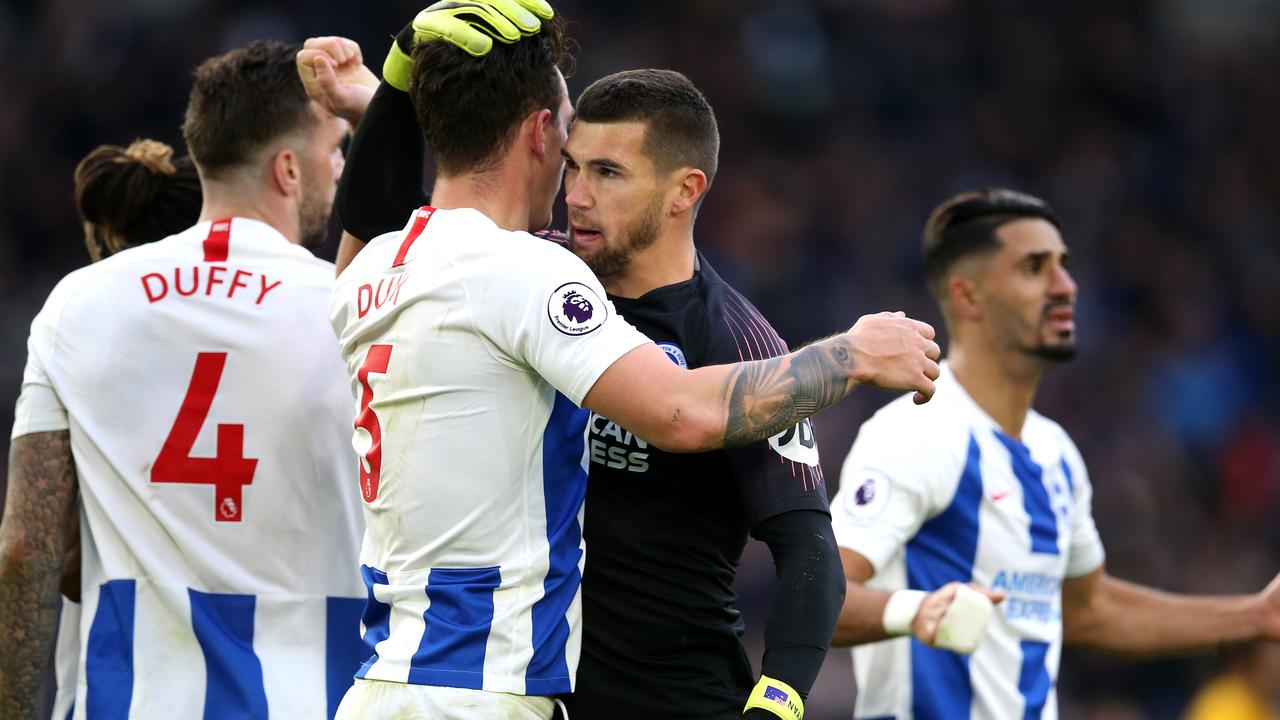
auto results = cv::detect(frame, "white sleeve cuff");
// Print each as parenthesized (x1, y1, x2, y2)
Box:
(11, 381, 69, 439)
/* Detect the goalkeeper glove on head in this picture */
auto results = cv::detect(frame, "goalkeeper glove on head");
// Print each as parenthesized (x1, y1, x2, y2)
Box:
(383, 0, 555, 91)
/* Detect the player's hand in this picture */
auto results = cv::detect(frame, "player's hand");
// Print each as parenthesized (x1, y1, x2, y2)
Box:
(846, 311, 942, 404)
(911, 582, 1004, 653)
(1259, 572, 1280, 641)
(297, 37, 378, 126)
(382, 0, 555, 92)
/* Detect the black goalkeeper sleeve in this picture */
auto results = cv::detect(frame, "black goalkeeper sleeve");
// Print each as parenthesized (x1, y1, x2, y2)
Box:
(751, 509, 845, 705)
(335, 81, 430, 242)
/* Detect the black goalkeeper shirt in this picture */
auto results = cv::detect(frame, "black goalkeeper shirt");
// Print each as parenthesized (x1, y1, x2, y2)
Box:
(565, 254, 830, 719)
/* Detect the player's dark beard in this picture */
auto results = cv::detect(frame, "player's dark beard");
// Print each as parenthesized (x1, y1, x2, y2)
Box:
(1021, 300, 1077, 362)
(1026, 343, 1077, 362)
(573, 195, 664, 277)
(297, 185, 331, 249)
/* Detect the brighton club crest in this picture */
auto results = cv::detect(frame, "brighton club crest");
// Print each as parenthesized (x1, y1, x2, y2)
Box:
(657, 342, 688, 368)
(547, 281, 606, 336)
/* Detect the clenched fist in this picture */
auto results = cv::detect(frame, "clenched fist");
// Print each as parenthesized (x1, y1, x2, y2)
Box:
(296, 37, 379, 126)
(846, 311, 942, 404)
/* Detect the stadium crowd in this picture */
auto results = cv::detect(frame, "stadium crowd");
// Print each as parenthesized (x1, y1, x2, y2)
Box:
(1, 0, 1277, 717)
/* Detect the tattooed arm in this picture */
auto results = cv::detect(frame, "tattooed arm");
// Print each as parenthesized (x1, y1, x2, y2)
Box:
(0, 431, 78, 720)
(585, 312, 941, 452)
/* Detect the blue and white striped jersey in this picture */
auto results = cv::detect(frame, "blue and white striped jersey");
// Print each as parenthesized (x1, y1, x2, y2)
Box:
(12, 219, 368, 719)
(831, 363, 1106, 720)
(329, 208, 649, 697)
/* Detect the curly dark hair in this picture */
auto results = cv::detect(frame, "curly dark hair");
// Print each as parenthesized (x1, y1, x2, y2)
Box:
(74, 139, 201, 261)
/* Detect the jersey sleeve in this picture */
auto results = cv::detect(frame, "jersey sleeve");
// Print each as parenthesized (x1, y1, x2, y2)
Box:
(731, 421, 831, 528)
(703, 330, 830, 527)
(483, 242, 650, 406)
(1061, 436, 1106, 577)
(830, 411, 954, 574)
(11, 288, 70, 439)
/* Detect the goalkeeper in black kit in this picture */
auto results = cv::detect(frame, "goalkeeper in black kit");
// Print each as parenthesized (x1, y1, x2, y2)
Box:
(559, 69, 841, 720)
(298, 4, 862, 718)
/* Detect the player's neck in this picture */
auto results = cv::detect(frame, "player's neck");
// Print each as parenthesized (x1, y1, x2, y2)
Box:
(598, 228, 696, 299)
(198, 185, 298, 244)
(947, 342, 1044, 440)
(431, 171, 534, 232)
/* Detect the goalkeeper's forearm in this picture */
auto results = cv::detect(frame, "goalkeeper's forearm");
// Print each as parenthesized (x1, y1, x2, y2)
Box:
(752, 510, 845, 707)
(335, 81, 429, 247)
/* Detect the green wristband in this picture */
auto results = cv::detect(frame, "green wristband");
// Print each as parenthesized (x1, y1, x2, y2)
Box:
(381, 39, 413, 92)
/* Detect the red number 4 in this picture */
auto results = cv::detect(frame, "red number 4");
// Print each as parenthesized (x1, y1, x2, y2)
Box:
(152, 352, 258, 522)
(355, 344, 393, 503)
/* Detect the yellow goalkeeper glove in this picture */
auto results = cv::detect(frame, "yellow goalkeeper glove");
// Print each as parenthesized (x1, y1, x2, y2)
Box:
(742, 675, 804, 720)
(383, 0, 555, 91)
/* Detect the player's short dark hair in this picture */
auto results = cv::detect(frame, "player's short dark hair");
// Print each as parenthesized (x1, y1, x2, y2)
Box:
(574, 69, 719, 191)
(411, 17, 573, 176)
(74, 139, 202, 261)
(182, 40, 315, 180)
(922, 188, 1060, 299)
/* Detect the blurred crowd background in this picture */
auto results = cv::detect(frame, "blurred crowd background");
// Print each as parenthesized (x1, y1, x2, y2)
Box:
(2, 0, 1278, 717)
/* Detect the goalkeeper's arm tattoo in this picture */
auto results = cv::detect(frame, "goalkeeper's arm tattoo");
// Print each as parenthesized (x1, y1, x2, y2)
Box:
(719, 335, 855, 448)
(0, 431, 77, 720)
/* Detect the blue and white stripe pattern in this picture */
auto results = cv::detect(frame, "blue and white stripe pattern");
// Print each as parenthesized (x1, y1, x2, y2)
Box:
(329, 207, 653, 699)
(833, 364, 1106, 719)
(75, 579, 365, 719)
(355, 392, 588, 696)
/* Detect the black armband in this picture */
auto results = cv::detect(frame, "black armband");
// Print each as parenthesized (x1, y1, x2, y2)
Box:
(336, 81, 429, 242)
(753, 509, 845, 700)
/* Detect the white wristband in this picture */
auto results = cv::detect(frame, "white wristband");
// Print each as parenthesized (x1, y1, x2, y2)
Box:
(882, 589, 927, 636)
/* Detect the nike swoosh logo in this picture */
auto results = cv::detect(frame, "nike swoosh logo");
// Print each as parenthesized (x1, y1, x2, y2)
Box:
(990, 491, 1012, 502)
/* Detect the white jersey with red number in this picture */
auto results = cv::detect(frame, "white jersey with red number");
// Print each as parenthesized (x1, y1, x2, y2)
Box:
(330, 207, 649, 697)
(11, 218, 366, 719)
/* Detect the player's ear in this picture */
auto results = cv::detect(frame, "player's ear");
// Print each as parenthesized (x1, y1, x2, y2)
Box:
(526, 108, 555, 162)
(948, 274, 982, 320)
(669, 169, 708, 217)
(270, 148, 302, 198)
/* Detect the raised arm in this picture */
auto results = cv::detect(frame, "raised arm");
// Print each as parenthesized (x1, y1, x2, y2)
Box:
(297, 38, 427, 272)
(296, 36, 378, 127)
(300, 2, 555, 274)
(1062, 567, 1280, 656)
(332, 80, 429, 265)
(584, 312, 942, 453)
(0, 431, 78, 720)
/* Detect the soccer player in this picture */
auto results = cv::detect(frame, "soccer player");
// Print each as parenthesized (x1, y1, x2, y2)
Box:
(558, 71, 842, 720)
(323, 6, 940, 719)
(0, 42, 367, 720)
(829, 188, 1280, 719)
(75, 139, 203, 262)
(42, 137, 206, 720)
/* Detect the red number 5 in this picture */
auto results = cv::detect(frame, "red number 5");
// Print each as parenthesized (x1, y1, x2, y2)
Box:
(355, 345, 393, 502)
(152, 352, 258, 522)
